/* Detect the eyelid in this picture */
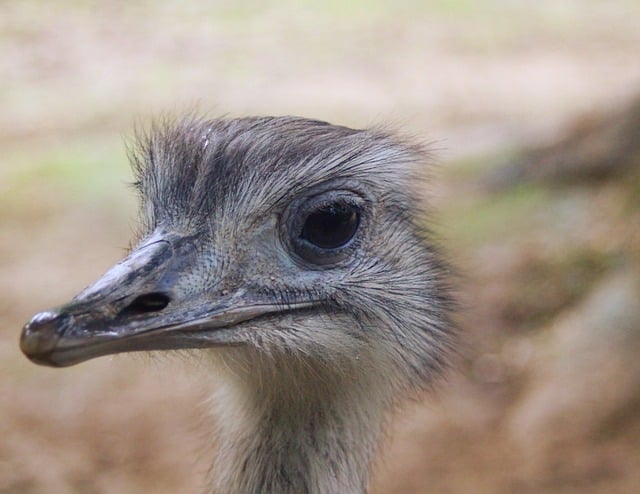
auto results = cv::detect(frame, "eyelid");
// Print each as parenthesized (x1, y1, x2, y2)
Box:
(302, 193, 359, 211)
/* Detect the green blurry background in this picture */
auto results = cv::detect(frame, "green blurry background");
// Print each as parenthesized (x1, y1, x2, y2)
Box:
(2, 1, 640, 493)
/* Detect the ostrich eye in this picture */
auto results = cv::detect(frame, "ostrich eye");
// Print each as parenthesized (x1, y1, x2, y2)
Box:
(288, 191, 365, 267)
(300, 203, 360, 249)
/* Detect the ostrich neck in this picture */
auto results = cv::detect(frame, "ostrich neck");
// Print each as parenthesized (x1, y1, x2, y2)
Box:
(207, 355, 389, 494)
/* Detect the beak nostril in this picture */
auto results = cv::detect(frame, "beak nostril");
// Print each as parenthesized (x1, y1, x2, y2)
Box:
(121, 293, 170, 315)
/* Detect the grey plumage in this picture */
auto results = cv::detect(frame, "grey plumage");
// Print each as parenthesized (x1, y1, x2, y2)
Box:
(21, 116, 454, 494)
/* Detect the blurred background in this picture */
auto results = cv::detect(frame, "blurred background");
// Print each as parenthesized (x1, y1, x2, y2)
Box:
(1, 1, 640, 493)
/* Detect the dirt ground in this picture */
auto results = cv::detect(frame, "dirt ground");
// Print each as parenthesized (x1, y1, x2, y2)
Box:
(2, 2, 640, 493)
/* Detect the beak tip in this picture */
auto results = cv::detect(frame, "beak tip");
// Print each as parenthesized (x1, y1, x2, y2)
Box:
(20, 310, 69, 364)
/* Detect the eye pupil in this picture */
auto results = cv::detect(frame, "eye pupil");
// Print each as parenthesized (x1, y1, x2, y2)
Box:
(300, 203, 360, 249)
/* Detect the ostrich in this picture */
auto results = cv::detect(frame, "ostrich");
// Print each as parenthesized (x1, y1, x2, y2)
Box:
(20, 116, 453, 494)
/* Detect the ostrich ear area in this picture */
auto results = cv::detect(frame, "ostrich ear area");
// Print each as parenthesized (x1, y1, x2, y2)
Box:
(19, 237, 317, 368)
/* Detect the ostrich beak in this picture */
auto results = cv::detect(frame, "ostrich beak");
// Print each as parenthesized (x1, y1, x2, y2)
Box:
(20, 234, 311, 367)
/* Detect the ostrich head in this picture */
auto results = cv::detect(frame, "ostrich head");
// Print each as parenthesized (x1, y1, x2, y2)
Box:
(20, 116, 453, 493)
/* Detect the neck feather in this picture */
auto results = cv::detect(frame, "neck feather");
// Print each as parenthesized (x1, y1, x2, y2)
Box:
(206, 350, 391, 494)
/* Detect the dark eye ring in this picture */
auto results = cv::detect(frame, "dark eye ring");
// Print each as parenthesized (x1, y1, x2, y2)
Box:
(288, 192, 365, 267)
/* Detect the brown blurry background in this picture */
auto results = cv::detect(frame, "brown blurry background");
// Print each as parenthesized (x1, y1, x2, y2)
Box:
(2, 1, 640, 493)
